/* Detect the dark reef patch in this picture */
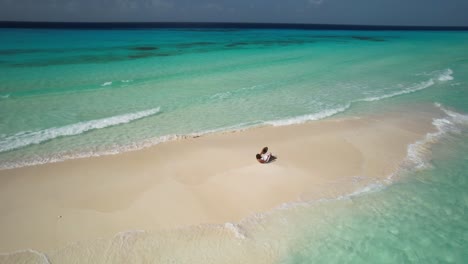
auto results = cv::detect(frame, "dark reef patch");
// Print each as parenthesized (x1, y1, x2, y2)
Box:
(175, 28, 242, 33)
(5, 34, 389, 68)
(10, 50, 180, 67)
(2, 45, 162, 56)
(12, 54, 130, 67)
(224, 39, 311, 48)
(129, 46, 159, 51)
(225, 42, 249, 48)
(307, 35, 386, 42)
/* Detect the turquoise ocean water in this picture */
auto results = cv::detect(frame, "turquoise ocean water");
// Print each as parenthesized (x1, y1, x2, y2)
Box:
(0, 28, 467, 263)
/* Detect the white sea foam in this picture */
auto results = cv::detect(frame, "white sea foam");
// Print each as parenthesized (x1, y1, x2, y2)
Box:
(0, 94, 10, 99)
(334, 182, 386, 201)
(209, 83, 269, 100)
(224, 222, 246, 239)
(101, 81, 112, 86)
(265, 68, 454, 129)
(360, 79, 435, 102)
(121, 79, 133, 83)
(265, 104, 351, 126)
(0, 122, 266, 170)
(359, 68, 453, 102)
(437, 68, 454, 81)
(436, 103, 468, 125)
(406, 119, 447, 169)
(0, 107, 161, 154)
(405, 103, 467, 170)
(210, 91, 232, 100)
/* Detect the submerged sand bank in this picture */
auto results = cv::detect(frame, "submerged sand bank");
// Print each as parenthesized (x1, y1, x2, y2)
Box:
(0, 105, 442, 252)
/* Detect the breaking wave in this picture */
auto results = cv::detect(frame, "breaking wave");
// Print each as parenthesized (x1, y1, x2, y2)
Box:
(405, 102, 468, 170)
(265, 104, 351, 126)
(359, 69, 453, 102)
(0, 107, 161, 154)
(0, 69, 456, 169)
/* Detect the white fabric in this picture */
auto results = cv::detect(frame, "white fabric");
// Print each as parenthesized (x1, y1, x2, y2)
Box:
(261, 153, 271, 162)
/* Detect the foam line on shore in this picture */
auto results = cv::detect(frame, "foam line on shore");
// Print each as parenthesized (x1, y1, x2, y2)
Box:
(404, 103, 468, 170)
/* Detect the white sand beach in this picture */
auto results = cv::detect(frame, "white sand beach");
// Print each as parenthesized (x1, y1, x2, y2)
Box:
(0, 105, 442, 253)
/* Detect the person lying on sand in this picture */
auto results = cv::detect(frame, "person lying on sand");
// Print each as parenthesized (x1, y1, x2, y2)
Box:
(256, 146, 276, 164)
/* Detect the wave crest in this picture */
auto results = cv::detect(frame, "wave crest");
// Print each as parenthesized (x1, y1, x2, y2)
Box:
(265, 104, 350, 126)
(437, 69, 454, 81)
(0, 107, 161, 153)
(360, 68, 453, 102)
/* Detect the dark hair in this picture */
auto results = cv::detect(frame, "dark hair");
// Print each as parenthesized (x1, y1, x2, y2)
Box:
(262, 147, 268, 154)
(256, 154, 261, 159)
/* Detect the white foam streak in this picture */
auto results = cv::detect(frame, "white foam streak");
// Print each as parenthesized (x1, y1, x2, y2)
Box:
(266, 104, 350, 126)
(101, 81, 112, 86)
(0, 124, 263, 170)
(224, 222, 246, 239)
(360, 68, 453, 102)
(209, 83, 268, 100)
(210, 91, 231, 100)
(406, 103, 467, 170)
(0, 107, 161, 153)
(360, 79, 435, 102)
(341, 182, 385, 199)
(437, 68, 454, 81)
(407, 118, 450, 169)
(436, 103, 468, 125)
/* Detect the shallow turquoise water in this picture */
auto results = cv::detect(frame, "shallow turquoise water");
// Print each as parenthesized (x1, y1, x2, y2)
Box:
(0, 28, 467, 263)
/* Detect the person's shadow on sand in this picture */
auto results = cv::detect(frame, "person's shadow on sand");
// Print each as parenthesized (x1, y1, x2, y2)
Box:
(256, 146, 277, 164)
